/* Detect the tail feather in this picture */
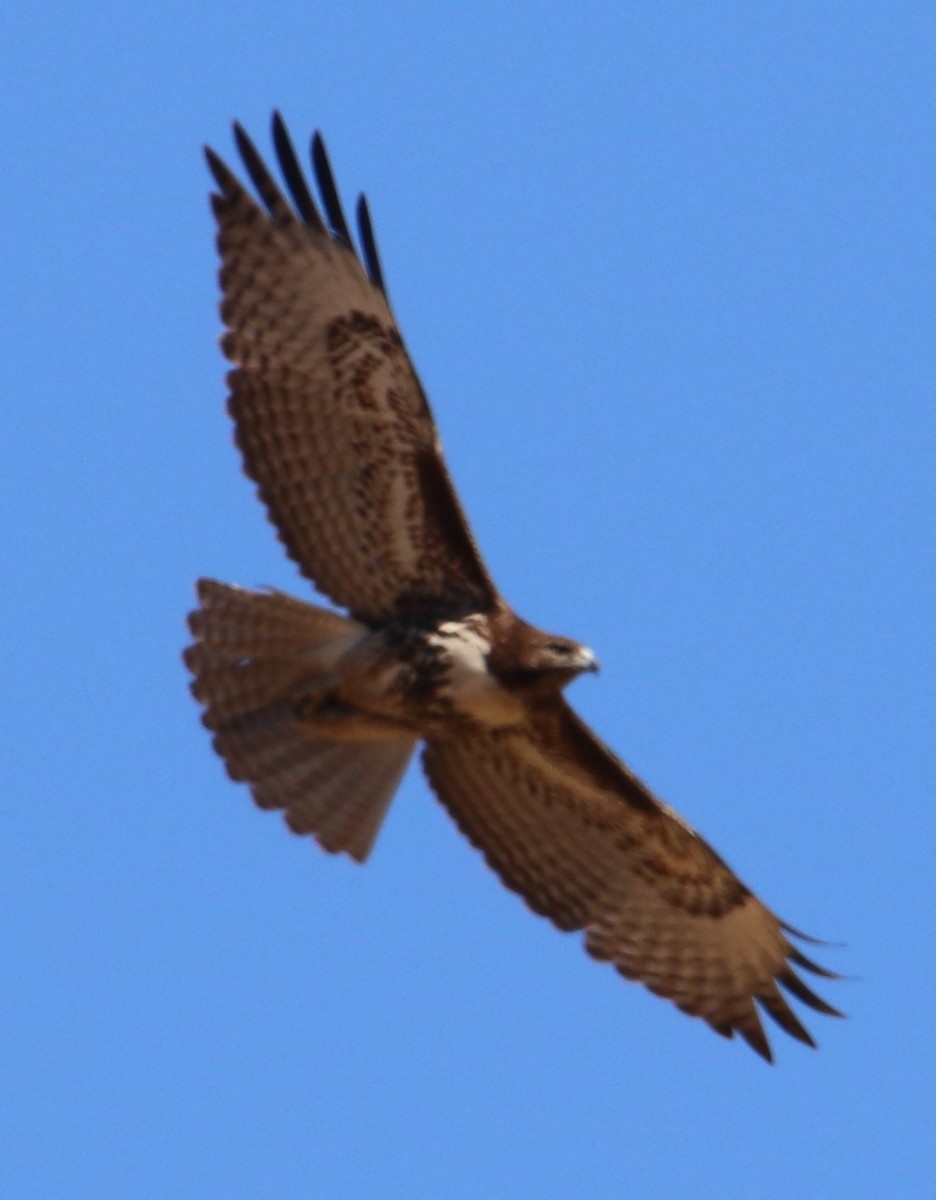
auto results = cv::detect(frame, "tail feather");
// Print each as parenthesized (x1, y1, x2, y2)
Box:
(188, 578, 358, 657)
(186, 656, 307, 730)
(185, 579, 416, 862)
(212, 700, 314, 784)
(184, 577, 366, 731)
(283, 735, 413, 861)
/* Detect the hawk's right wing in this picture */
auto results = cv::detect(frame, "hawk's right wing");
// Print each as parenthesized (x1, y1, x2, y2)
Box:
(207, 115, 498, 624)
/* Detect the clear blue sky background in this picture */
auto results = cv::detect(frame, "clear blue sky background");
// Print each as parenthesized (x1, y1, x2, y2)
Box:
(4, 4, 934, 1197)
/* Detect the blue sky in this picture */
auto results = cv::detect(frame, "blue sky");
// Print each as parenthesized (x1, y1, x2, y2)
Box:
(4, 3, 934, 1196)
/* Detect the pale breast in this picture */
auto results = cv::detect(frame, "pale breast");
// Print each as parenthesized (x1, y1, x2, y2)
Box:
(331, 615, 525, 732)
(424, 617, 525, 727)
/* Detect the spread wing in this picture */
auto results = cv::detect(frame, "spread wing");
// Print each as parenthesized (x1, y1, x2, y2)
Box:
(422, 700, 841, 1062)
(206, 114, 498, 625)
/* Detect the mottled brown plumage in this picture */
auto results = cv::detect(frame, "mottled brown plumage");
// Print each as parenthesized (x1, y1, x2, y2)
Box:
(205, 122, 494, 625)
(185, 114, 842, 1062)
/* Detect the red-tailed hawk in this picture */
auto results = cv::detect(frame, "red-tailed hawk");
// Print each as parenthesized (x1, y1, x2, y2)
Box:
(185, 115, 841, 1062)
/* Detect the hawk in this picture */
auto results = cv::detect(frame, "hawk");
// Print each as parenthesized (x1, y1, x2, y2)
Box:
(185, 114, 841, 1062)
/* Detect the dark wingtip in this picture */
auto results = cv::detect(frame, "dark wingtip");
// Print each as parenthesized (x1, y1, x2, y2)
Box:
(757, 985, 820, 1049)
(738, 1021, 775, 1064)
(271, 111, 320, 227)
(778, 966, 845, 1019)
(208, 116, 389, 292)
(231, 120, 253, 163)
(788, 945, 847, 982)
(204, 144, 236, 195)
(228, 121, 292, 220)
(781, 921, 847, 949)
(311, 131, 354, 249)
(357, 193, 388, 297)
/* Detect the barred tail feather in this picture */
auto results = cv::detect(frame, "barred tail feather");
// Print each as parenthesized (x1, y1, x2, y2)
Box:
(212, 701, 414, 861)
(184, 579, 416, 861)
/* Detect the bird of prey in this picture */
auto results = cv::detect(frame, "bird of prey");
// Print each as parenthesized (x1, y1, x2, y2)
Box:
(185, 114, 841, 1062)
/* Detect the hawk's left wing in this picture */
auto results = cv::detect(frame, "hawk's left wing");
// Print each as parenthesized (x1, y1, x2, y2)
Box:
(422, 699, 841, 1062)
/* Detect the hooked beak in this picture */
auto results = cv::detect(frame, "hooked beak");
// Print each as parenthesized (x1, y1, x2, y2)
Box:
(576, 646, 600, 674)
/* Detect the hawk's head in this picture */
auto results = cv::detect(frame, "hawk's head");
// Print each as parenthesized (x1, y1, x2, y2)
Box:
(491, 619, 599, 693)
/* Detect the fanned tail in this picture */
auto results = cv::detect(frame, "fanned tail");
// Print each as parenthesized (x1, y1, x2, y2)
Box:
(184, 579, 416, 861)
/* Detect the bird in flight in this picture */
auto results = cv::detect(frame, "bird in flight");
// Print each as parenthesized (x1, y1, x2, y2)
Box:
(185, 114, 841, 1062)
